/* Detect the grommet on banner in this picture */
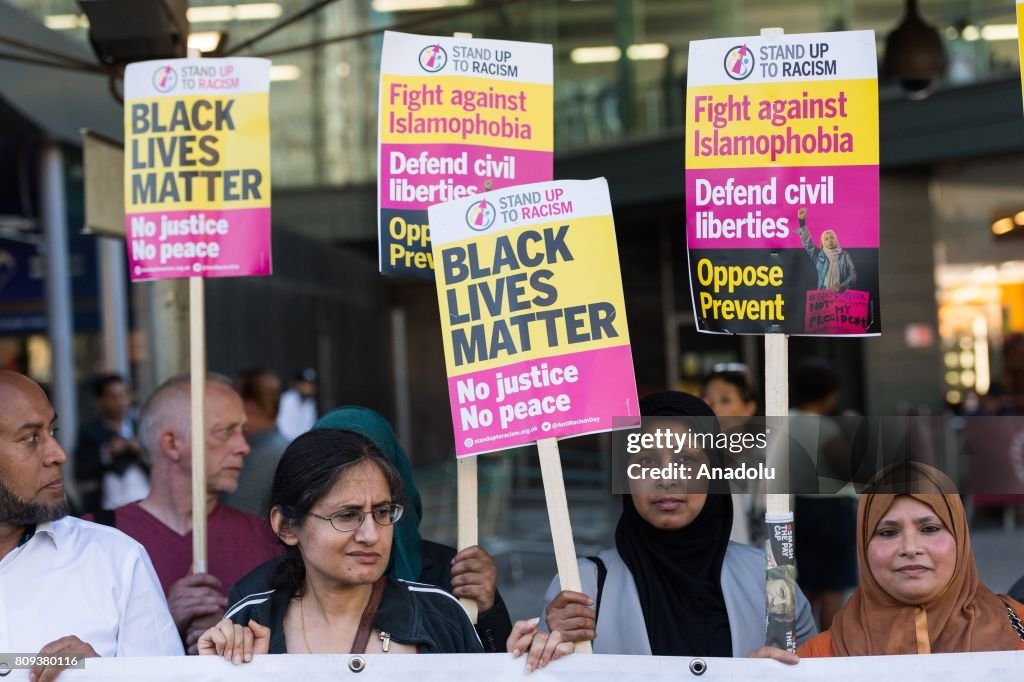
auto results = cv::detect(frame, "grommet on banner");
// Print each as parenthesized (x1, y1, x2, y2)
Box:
(348, 656, 366, 673)
(689, 658, 707, 676)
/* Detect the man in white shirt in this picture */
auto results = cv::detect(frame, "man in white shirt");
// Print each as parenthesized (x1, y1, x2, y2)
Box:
(276, 368, 318, 440)
(0, 371, 182, 681)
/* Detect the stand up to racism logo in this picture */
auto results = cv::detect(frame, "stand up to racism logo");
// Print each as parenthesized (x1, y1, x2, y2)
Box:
(152, 65, 178, 92)
(724, 44, 755, 80)
(418, 44, 447, 72)
(466, 198, 496, 231)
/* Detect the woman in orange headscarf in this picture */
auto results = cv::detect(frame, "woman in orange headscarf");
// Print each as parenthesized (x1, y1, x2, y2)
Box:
(798, 462, 1024, 657)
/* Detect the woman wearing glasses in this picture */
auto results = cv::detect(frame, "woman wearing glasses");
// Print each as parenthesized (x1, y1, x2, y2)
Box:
(313, 406, 513, 652)
(198, 428, 483, 660)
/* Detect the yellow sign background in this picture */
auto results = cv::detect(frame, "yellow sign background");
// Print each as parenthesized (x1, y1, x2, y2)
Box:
(686, 78, 878, 169)
(380, 75, 553, 152)
(436, 215, 629, 374)
(124, 92, 271, 212)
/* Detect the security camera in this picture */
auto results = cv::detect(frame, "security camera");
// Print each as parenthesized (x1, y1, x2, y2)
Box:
(77, 0, 188, 66)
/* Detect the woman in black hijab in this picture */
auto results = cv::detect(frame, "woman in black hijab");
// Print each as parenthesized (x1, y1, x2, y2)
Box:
(540, 392, 816, 658)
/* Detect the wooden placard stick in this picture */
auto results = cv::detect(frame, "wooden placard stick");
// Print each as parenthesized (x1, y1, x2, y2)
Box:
(189, 275, 208, 574)
(537, 437, 592, 654)
(457, 456, 479, 623)
(452, 30, 480, 624)
(760, 29, 796, 652)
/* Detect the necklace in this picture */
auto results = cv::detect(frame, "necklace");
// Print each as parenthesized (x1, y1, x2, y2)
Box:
(299, 596, 314, 654)
(297, 579, 385, 655)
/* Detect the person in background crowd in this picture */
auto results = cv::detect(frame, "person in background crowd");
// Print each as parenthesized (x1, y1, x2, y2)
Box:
(700, 363, 764, 546)
(790, 359, 858, 631)
(541, 392, 814, 663)
(199, 429, 482, 659)
(0, 371, 182, 682)
(798, 462, 1024, 657)
(277, 368, 318, 441)
(222, 368, 290, 516)
(74, 374, 149, 514)
(89, 374, 277, 654)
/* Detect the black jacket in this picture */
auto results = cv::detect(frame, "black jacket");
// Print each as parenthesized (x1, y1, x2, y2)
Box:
(419, 540, 512, 652)
(229, 541, 513, 653)
(226, 568, 483, 654)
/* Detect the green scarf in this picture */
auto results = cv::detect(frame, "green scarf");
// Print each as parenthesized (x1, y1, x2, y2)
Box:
(313, 406, 424, 581)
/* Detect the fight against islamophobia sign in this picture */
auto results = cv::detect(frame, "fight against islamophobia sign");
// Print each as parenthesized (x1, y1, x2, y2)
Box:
(685, 32, 880, 336)
(123, 58, 272, 281)
(378, 32, 553, 278)
(428, 179, 638, 456)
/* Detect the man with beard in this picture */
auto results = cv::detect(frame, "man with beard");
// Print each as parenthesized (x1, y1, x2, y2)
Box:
(0, 371, 182, 681)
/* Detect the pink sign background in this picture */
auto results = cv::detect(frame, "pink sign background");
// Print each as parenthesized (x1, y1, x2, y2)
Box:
(125, 207, 271, 281)
(686, 164, 879, 249)
(447, 344, 639, 457)
(379, 143, 552, 210)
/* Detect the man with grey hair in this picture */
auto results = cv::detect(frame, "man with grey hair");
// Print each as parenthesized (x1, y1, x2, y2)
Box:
(0, 370, 182, 681)
(94, 373, 276, 654)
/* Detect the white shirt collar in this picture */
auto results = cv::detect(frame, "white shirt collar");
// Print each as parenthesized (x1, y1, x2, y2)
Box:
(29, 520, 58, 549)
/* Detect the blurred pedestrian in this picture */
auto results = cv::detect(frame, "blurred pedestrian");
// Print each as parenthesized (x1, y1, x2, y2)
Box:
(73, 374, 149, 514)
(277, 368, 318, 440)
(701, 363, 765, 546)
(222, 368, 289, 516)
(790, 359, 858, 631)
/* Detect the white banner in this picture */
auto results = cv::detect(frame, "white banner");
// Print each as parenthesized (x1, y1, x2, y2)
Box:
(52, 650, 1024, 681)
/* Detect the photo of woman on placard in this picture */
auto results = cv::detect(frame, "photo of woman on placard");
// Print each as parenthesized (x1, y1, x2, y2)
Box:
(796, 207, 856, 293)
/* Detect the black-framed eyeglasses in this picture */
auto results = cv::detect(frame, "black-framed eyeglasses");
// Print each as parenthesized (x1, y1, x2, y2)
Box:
(308, 503, 404, 532)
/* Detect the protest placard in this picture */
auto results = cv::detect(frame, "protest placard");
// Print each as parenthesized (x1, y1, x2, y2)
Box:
(379, 31, 552, 278)
(1018, 2, 1024, 107)
(685, 31, 879, 336)
(428, 179, 638, 456)
(124, 58, 272, 281)
(122, 57, 271, 573)
(431, 179, 637, 655)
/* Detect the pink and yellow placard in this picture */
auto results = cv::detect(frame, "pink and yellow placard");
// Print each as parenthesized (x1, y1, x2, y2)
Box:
(379, 31, 553, 278)
(429, 179, 639, 456)
(124, 58, 272, 281)
(1018, 1, 1024, 106)
(685, 32, 880, 336)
